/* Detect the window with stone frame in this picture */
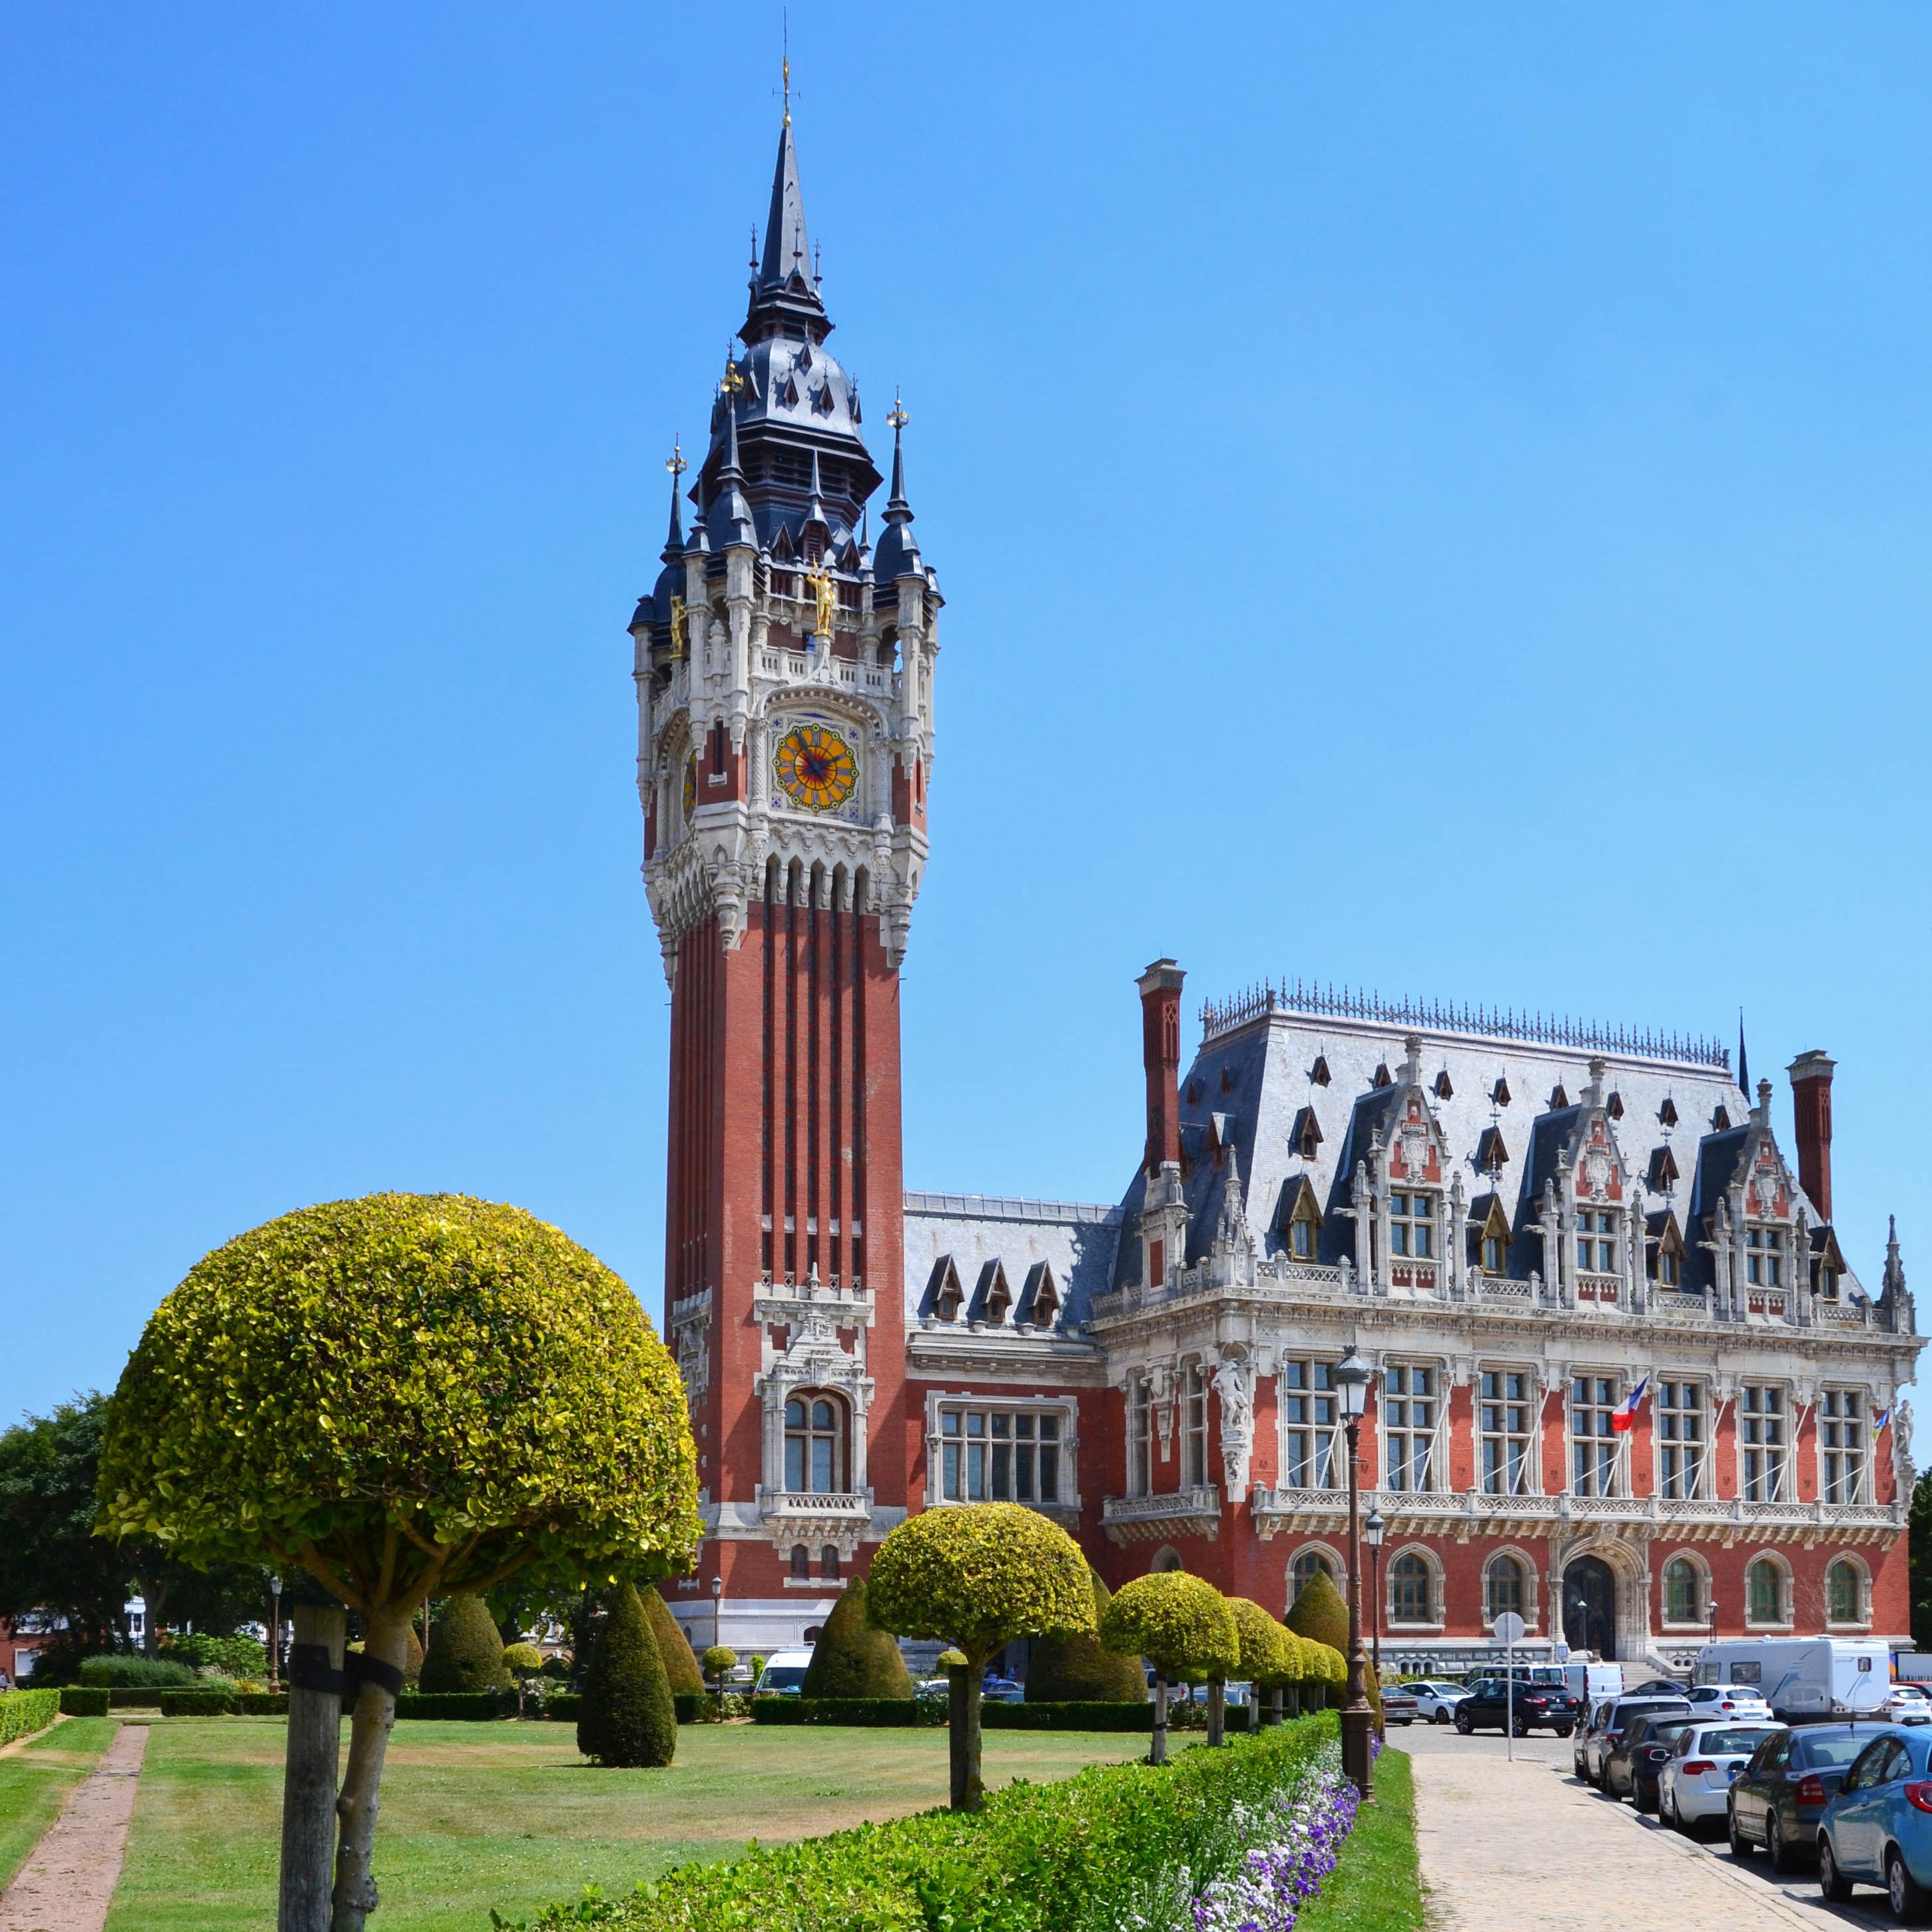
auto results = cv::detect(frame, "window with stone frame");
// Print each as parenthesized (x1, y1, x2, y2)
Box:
(1655, 1230, 1684, 1287)
(1478, 1369, 1533, 1496)
(784, 1393, 847, 1494)
(1817, 1261, 1840, 1301)
(1389, 1550, 1434, 1624)
(1280, 1358, 1339, 1490)
(1484, 1554, 1527, 1623)
(1383, 1365, 1438, 1492)
(1826, 1558, 1864, 1625)
(1478, 1198, 1512, 1276)
(1740, 1385, 1788, 1503)
(1127, 1379, 1151, 1498)
(1746, 1556, 1787, 1625)
(938, 1403, 1065, 1506)
(1819, 1391, 1866, 1506)
(1575, 1207, 1618, 1275)
(1662, 1555, 1702, 1624)
(1745, 1224, 1786, 1288)
(1289, 1548, 1337, 1606)
(819, 1545, 840, 1581)
(1283, 1181, 1321, 1261)
(789, 1543, 809, 1580)
(1656, 1381, 1706, 1500)
(1389, 1190, 1436, 1259)
(1181, 1363, 1209, 1488)
(1570, 1375, 1622, 1497)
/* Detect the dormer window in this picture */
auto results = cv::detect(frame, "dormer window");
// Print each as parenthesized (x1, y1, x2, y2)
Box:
(1291, 1106, 1323, 1160)
(1373, 1064, 1393, 1089)
(1648, 1145, 1680, 1191)
(1660, 1096, 1680, 1127)
(1607, 1092, 1624, 1120)
(1390, 1191, 1435, 1258)
(1475, 1126, 1510, 1175)
(1550, 1084, 1569, 1109)
(1311, 1055, 1331, 1087)
(1713, 1106, 1732, 1131)
(1492, 1076, 1511, 1107)
(1746, 1225, 1784, 1288)
(1281, 1176, 1323, 1261)
(926, 1253, 964, 1322)
(1433, 1070, 1454, 1099)
(1476, 1198, 1512, 1277)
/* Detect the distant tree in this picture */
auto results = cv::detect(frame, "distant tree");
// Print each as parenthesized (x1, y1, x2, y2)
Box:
(801, 1578, 912, 1699)
(640, 1586, 705, 1698)
(701, 1646, 737, 1683)
(421, 1595, 510, 1693)
(97, 1193, 700, 1932)
(578, 1581, 675, 1768)
(868, 1502, 1093, 1810)
(1097, 1572, 1239, 1763)
(1025, 1568, 1147, 1703)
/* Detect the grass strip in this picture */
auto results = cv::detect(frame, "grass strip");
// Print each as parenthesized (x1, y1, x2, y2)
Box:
(1295, 1748, 1423, 1932)
(0, 1716, 120, 1891)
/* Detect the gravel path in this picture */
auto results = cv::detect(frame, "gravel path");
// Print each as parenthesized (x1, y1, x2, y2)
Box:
(0, 1724, 149, 1932)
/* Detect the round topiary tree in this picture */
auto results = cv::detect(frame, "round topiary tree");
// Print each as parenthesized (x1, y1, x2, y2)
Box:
(578, 1581, 676, 1768)
(639, 1585, 705, 1700)
(867, 1502, 1093, 1811)
(1026, 1568, 1147, 1704)
(1283, 1568, 1383, 1736)
(95, 1193, 700, 1932)
(701, 1646, 737, 1685)
(420, 1595, 510, 1693)
(801, 1578, 912, 1700)
(502, 1642, 544, 1677)
(1096, 1571, 1239, 1764)
(1227, 1596, 1291, 1734)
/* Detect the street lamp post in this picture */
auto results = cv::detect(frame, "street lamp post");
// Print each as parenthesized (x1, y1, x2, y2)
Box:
(1333, 1346, 1375, 1798)
(711, 1576, 724, 1655)
(1364, 1506, 1385, 1680)
(267, 1574, 282, 1694)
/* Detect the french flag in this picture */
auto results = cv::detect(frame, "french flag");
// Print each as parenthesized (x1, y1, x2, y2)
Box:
(1612, 1379, 1649, 1433)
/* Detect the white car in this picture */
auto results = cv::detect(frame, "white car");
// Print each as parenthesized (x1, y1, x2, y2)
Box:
(1686, 1683, 1773, 1721)
(1408, 1681, 1470, 1724)
(1886, 1683, 1932, 1725)
(1658, 1719, 1785, 1832)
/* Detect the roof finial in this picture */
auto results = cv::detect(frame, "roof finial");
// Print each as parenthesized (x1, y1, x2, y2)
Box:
(663, 435, 687, 549)
(782, 9, 791, 127)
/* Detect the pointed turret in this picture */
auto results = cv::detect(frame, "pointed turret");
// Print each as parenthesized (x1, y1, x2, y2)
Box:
(707, 364, 757, 551)
(872, 393, 923, 582)
(756, 120, 814, 308)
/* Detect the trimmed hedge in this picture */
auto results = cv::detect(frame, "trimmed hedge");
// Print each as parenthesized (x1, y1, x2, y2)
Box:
(506, 1710, 1343, 1931)
(60, 1687, 110, 1716)
(394, 1690, 519, 1721)
(239, 1692, 290, 1715)
(0, 1688, 59, 1745)
(79, 1655, 197, 1688)
(158, 1690, 238, 1716)
(752, 1697, 947, 1727)
(641, 1587, 706, 1700)
(984, 1700, 1156, 1732)
(745, 1697, 1197, 1732)
(542, 1692, 715, 1726)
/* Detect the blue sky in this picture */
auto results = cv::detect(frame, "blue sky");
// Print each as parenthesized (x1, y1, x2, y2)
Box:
(5, 5, 1930, 1458)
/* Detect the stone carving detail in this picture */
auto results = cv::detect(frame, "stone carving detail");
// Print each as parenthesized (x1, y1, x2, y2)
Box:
(1214, 1351, 1255, 1494)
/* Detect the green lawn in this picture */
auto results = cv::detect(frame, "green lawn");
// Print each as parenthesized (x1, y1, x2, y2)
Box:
(0, 1716, 119, 1889)
(1297, 1748, 1424, 1932)
(105, 1718, 1153, 1931)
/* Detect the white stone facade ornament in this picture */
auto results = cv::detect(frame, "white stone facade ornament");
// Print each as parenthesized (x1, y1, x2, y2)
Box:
(1214, 1351, 1254, 1494)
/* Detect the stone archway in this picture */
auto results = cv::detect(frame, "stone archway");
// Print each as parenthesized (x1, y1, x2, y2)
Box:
(1562, 1554, 1619, 1660)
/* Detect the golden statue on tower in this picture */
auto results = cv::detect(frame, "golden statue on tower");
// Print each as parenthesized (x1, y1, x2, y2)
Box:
(805, 563, 835, 641)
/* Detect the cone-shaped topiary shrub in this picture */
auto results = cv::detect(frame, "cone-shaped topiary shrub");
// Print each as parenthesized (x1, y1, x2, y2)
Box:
(1026, 1568, 1147, 1702)
(1283, 1568, 1383, 1735)
(639, 1585, 705, 1698)
(421, 1594, 510, 1693)
(578, 1582, 675, 1767)
(801, 1578, 913, 1699)
(403, 1621, 424, 1690)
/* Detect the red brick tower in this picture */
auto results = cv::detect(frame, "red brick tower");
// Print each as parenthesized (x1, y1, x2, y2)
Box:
(628, 113, 938, 1646)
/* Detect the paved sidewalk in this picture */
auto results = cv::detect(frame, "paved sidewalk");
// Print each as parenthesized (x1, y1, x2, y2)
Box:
(0, 1722, 150, 1932)
(1408, 1740, 1889, 1932)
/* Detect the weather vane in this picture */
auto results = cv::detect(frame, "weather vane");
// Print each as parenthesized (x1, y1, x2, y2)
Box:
(665, 436, 687, 482)
(887, 391, 909, 432)
(721, 351, 745, 397)
(781, 10, 791, 127)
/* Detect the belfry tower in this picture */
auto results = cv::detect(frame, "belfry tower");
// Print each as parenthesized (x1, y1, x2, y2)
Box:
(630, 111, 938, 1630)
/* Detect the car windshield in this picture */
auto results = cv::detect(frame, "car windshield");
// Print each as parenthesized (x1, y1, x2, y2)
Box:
(1700, 1727, 1779, 1756)
(1798, 1737, 1870, 1768)
(759, 1666, 808, 1690)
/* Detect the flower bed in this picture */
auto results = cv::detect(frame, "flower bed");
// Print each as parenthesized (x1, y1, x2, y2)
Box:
(495, 1712, 1363, 1932)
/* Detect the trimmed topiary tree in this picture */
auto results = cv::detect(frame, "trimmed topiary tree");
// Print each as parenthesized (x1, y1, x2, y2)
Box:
(639, 1585, 705, 1698)
(1026, 1568, 1147, 1704)
(868, 1502, 1093, 1811)
(1227, 1595, 1291, 1733)
(935, 1648, 967, 1670)
(95, 1193, 700, 1932)
(577, 1582, 675, 1768)
(421, 1595, 510, 1693)
(503, 1642, 544, 1676)
(1283, 1568, 1383, 1736)
(701, 1646, 737, 1684)
(1096, 1571, 1239, 1765)
(801, 1578, 912, 1699)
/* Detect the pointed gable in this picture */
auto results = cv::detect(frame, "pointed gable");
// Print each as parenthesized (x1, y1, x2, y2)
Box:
(1019, 1259, 1060, 1327)
(1433, 1069, 1454, 1099)
(1648, 1143, 1680, 1191)
(1475, 1124, 1510, 1175)
(970, 1258, 1013, 1325)
(922, 1253, 964, 1321)
(1291, 1105, 1323, 1159)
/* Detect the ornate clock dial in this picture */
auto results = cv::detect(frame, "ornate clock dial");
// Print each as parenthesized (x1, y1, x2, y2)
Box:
(773, 722, 857, 812)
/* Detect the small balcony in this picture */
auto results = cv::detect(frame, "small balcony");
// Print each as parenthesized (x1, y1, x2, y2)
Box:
(1100, 1486, 1221, 1546)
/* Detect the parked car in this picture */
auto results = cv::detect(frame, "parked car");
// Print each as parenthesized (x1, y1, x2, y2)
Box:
(1726, 1722, 1866, 1867)
(980, 1675, 1025, 1704)
(1602, 1713, 1698, 1811)
(1576, 1696, 1692, 1785)
(753, 1648, 814, 1696)
(1694, 1636, 1893, 1723)
(1648, 1720, 1784, 1835)
(1888, 1684, 1932, 1726)
(1815, 1725, 1932, 1916)
(1686, 1683, 1774, 1722)
(1628, 1678, 1690, 1696)
(1562, 1662, 1626, 1708)
(1408, 1682, 1470, 1725)
(1454, 1677, 1580, 1737)
(1381, 1686, 1419, 1726)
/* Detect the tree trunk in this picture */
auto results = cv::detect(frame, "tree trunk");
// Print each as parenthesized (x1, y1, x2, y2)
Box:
(330, 1608, 409, 1932)
(1207, 1676, 1225, 1747)
(1151, 1672, 1169, 1766)
(1266, 1683, 1283, 1727)
(1246, 1683, 1259, 1733)
(947, 1662, 984, 1812)
(280, 1603, 346, 1932)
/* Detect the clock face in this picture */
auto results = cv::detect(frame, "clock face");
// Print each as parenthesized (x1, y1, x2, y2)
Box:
(773, 721, 857, 813)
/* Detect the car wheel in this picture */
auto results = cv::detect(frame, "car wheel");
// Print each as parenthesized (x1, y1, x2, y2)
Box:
(1454, 1710, 1474, 1735)
(1730, 1802, 1755, 1859)
(1662, 1785, 1682, 1832)
(1888, 1848, 1932, 1923)
(1432, 1708, 1448, 1724)
(1554, 1724, 1574, 1739)
(1766, 1811, 1793, 1875)
(1820, 1834, 1853, 1904)
(1511, 1715, 1530, 1738)
(1635, 1781, 1656, 1815)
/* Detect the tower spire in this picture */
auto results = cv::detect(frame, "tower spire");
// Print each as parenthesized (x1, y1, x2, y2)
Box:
(663, 436, 687, 555)
(874, 391, 922, 581)
(757, 113, 812, 299)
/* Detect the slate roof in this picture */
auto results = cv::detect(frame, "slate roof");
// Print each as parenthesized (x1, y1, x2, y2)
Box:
(902, 1191, 1122, 1333)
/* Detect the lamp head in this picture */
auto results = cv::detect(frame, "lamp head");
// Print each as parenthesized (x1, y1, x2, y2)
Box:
(711, 1576, 724, 1600)
(1335, 1345, 1373, 1419)
(269, 1574, 282, 1597)
(1364, 1506, 1385, 1548)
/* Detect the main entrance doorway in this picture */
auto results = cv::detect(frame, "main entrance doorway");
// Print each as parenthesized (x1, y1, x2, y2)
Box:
(1562, 1555, 1618, 1660)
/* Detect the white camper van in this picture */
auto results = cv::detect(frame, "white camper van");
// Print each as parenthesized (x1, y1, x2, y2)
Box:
(1562, 1661, 1626, 1706)
(1692, 1638, 1893, 1721)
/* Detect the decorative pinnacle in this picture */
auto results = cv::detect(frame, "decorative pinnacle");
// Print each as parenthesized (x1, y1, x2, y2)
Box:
(721, 355, 745, 396)
(782, 10, 791, 127)
(886, 392, 909, 432)
(665, 436, 687, 480)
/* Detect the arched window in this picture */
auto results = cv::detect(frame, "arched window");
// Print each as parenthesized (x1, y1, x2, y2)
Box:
(1151, 1546, 1184, 1575)
(1485, 1554, 1526, 1623)
(1827, 1558, 1863, 1624)
(1290, 1548, 1337, 1604)
(1663, 1556, 1700, 1624)
(820, 1545, 841, 1582)
(784, 1393, 846, 1494)
(789, 1543, 808, 1580)
(1389, 1551, 1432, 1623)
(1746, 1556, 1785, 1625)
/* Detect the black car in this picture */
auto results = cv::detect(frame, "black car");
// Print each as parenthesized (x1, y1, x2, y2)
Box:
(1602, 1712, 1696, 1811)
(1727, 1722, 1870, 1870)
(1577, 1697, 1693, 1785)
(1454, 1676, 1580, 1737)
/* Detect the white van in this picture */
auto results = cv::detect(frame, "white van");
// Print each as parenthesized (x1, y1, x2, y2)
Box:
(1692, 1638, 1892, 1721)
(753, 1647, 814, 1696)
(1562, 1661, 1625, 1706)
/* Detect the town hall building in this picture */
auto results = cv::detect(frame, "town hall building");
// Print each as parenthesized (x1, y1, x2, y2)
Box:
(632, 114, 1923, 1676)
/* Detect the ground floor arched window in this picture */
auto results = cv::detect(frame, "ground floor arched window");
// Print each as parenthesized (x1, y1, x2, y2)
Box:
(1826, 1557, 1863, 1624)
(1484, 1554, 1526, 1622)
(1746, 1556, 1785, 1625)
(1662, 1555, 1701, 1624)
(1289, 1546, 1337, 1606)
(1389, 1550, 1432, 1622)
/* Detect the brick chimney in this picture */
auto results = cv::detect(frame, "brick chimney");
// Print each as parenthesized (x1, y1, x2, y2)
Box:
(1137, 960, 1186, 1176)
(1789, 1050, 1835, 1221)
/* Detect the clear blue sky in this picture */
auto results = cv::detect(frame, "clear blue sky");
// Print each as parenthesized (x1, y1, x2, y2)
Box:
(5, 5, 1930, 1458)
